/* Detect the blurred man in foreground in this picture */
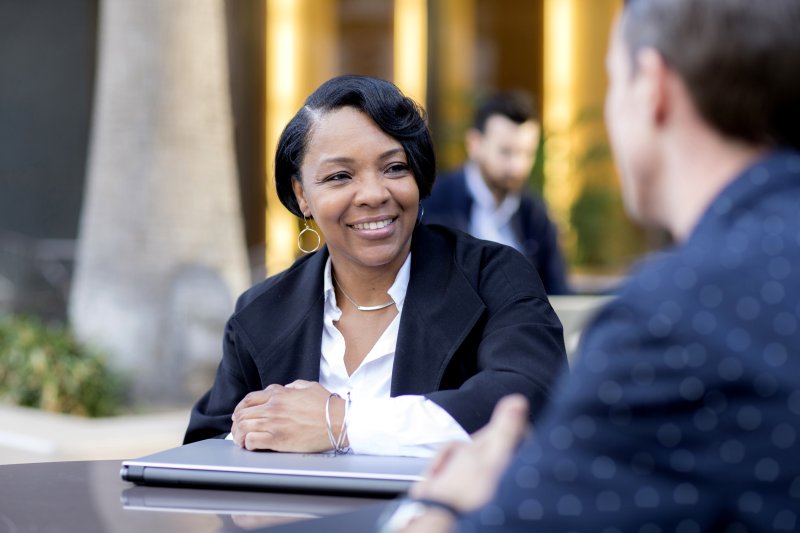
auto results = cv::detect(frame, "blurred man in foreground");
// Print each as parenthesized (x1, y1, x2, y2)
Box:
(385, 0, 800, 530)
(423, 91, 570, 294)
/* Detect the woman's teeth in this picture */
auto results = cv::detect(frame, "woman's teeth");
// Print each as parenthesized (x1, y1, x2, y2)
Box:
(352, 219, 393, 230)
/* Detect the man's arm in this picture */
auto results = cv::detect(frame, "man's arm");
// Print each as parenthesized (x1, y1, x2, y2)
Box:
(381, 395, 530, 533)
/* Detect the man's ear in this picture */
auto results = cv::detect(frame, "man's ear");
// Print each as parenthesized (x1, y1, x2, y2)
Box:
(291, 178, 309, 217)
(465, 128, 483, 160)
(635, 47, 670, 125)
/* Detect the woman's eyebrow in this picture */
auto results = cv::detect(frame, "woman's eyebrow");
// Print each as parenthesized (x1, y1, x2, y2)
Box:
(378, 148, 406, 159)
(320, 148, 405, 166)
(319, 156, 355, 165)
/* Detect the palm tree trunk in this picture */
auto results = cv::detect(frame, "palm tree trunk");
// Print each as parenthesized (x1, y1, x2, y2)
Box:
(70, 0, 249, 405)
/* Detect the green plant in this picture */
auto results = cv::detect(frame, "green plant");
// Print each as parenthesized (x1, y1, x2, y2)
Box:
(0, 315, 126, 417)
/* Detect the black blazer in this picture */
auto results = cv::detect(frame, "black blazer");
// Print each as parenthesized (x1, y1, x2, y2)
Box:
(423, 167, 571, 295)
(184, 224, 566, 444)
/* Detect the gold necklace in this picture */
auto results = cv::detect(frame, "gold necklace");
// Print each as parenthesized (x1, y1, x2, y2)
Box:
(332, 273, 395, 312)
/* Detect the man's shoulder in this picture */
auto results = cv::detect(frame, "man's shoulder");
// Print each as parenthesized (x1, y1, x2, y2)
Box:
(515, 186, 554, 222)
(426, 167, 468, 203)
(419, 223, 534, 265)
(417, 224, 546, 299)
(436, 166, 468, 184)
(422, 167, 471, 227)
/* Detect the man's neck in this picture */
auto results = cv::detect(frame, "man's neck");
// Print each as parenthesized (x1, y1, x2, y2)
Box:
(663, 134, 768, 241)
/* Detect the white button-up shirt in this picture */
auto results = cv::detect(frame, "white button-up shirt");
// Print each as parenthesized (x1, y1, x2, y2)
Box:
(464, 161, 523, 252)
(319, 253, 470, 457)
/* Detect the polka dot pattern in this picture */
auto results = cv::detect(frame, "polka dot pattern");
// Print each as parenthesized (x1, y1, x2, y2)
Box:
(737, 491, 763, 513)
(638, 523, 661, 533)
(679, 376, 704, 401)
(596, 490, 621, 512)
(549, 426, 574, 451)
(556, 495, 583, 516)
(755, 457, 780, 482)
(736, 405, 762, 431)
(669, 449, 695, 472)
(570, 415, 596, 439)
(656, 424, 682, 448)
(478, 504, 505, 526)
(763, 342, 788, 367)
(773, 510, 797, 531)
(735, 296, 760, 320)
(553, 459, 578, 482)
(676, 520, 701, 533)
(591, 456, 617, 480)
(771, 423, 796, 449)
(720, 439, 745, 464)
(518, 499, 543, 521)
(514, 465, 540, 489)
(634, 486, 660, 508)
(460, 153, 800, 533)
(673, 483, 699, 505)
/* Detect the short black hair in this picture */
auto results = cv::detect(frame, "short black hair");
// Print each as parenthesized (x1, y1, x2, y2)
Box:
(473, 90, 538, 132)
(274, 75, 436, 218)
(622, 0, 800, 149)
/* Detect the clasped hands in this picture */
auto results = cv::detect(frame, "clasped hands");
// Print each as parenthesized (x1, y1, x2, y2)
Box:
(230, 380, 345, 452)
(231, 383, 528, 531)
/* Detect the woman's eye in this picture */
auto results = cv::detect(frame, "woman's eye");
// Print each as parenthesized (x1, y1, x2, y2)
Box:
(324, 172, 350, 182)
(386, 163, 409, 175)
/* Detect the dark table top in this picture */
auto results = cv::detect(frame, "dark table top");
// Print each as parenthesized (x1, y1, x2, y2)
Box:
(0, 460, 391, 532)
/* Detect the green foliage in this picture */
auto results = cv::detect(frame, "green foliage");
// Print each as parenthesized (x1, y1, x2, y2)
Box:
(0, 315, 126, 417)
(545, 103, 653, 271)
(569, 182, 646, 268)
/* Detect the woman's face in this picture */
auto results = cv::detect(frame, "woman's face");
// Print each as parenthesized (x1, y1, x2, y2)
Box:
(292, 106, 420, 273)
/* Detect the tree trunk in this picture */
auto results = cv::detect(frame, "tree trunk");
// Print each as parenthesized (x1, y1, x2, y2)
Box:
(70, 0, 249, 405)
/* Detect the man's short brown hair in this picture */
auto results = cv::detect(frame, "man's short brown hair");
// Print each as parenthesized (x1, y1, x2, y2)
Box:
(622, 0, 800, 149)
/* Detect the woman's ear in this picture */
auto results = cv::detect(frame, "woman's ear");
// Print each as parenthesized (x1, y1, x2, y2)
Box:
(291, 178, 309, 217)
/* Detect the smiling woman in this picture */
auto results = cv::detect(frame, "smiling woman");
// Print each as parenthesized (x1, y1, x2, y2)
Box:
(184, 75, 567, 457)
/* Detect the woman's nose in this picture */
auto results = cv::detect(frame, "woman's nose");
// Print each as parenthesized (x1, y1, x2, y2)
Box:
(353, 173, 390, 206)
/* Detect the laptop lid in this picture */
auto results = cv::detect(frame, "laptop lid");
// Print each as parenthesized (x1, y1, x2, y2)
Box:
(120, 439, 429, 496)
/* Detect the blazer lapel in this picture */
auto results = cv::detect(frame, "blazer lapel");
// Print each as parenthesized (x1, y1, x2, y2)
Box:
(392, 226, 486, 395)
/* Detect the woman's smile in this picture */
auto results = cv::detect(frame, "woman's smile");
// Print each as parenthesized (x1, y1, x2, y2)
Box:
(349, 216, 398, 232)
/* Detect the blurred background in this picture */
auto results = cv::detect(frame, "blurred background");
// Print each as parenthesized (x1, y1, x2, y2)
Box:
(0, 0, 664, 461)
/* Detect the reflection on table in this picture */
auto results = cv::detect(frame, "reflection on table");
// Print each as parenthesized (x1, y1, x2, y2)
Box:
(0, 459, 389, 532)
(122, 484, 385, 531)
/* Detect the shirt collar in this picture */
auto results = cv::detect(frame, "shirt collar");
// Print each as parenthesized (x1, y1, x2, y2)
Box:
(323, 252, 412, 314)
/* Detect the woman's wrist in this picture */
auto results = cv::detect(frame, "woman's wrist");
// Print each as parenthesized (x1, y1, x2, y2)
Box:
(325, 392, 351, 453)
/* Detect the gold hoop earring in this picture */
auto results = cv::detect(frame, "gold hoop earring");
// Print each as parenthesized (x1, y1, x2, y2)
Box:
(298, 216, 321, 253)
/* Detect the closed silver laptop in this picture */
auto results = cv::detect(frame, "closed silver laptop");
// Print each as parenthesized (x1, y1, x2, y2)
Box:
(120, 439, 428, 495)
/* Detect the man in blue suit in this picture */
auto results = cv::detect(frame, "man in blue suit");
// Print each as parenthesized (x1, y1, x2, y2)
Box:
(384, 0, 800, 531)
(423, 91, 570, 294)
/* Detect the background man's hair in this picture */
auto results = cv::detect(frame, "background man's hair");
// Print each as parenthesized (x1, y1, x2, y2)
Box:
(622, 0, 800, 149)
(473, 90, 538, 132)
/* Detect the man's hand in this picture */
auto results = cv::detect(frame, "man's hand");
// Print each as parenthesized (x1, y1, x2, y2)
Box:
(230, 380, 344, 452)
(409, 394, 529, 514)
